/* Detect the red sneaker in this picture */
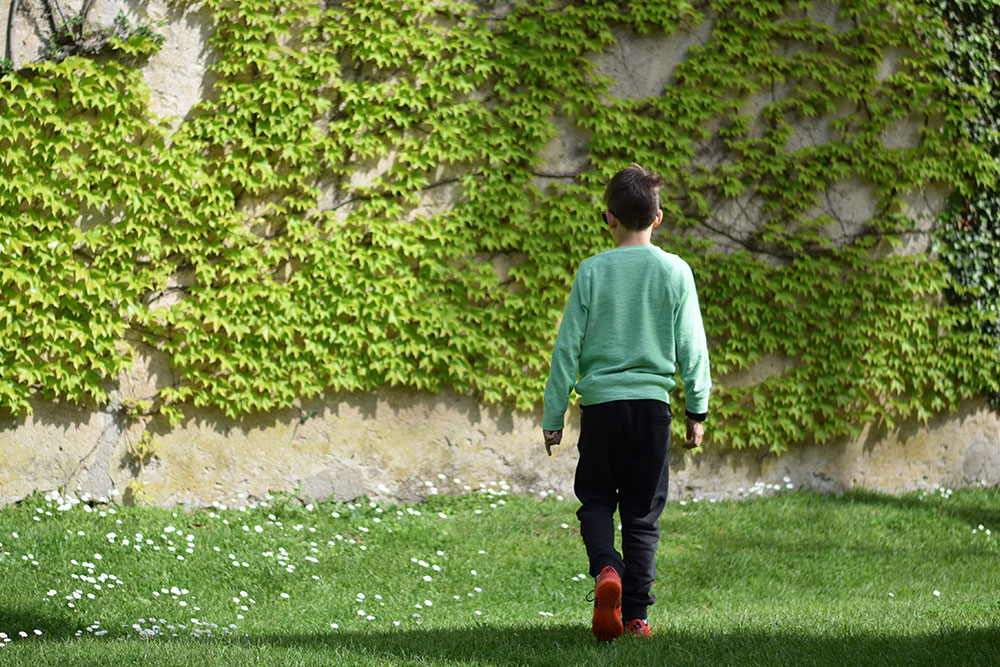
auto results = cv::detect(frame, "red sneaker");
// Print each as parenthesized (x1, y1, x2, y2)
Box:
(625, 618, 652, 638)
(591, 566, 623, 641)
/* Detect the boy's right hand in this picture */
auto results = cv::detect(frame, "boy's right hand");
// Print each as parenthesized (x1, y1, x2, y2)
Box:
(683, 418, 704, 450)
(543, 429, 563, 456)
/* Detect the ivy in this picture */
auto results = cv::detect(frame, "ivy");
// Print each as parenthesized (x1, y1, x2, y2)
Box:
(932, 0, 1000, 408)
(0, 0, 997, 453)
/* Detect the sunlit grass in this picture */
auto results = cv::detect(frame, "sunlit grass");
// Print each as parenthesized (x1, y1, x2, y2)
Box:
(1, 482, 999, 666)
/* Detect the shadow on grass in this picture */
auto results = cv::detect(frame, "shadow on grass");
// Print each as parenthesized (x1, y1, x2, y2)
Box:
(3, 608, 999, 665)
(251, 623, 1000, 666)
(0, 607, 83, 641)
(844, 487, 1000, 530)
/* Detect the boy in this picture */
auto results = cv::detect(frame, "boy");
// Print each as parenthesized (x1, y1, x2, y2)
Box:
(542, 164, 711, 641)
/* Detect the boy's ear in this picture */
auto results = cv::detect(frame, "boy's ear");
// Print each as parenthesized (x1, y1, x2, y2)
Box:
(651, 210, 663, 229)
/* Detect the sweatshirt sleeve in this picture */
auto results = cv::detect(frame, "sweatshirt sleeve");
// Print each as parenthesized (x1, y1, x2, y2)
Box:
(542, 264, 590, 431)
(674, 261, 712, 418)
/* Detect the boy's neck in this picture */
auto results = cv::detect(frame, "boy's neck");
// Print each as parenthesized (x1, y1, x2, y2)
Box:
(608, 210, 661, 247)
(615, 230, 653, 247)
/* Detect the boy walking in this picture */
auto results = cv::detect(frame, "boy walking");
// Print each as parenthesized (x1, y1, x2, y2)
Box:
(542, 164, 711, 641)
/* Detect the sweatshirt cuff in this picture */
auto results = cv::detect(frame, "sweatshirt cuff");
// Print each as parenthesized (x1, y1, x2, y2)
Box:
(542, 416, 565, 431)
(684, 410, 707, 422)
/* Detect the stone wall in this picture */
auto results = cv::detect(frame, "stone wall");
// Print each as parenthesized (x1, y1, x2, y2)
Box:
(2, 384, 998, 507)
(1, 0, 998, 507)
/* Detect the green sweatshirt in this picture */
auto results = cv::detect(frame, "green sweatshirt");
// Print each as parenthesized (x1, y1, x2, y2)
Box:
(542, 244, 712, 431)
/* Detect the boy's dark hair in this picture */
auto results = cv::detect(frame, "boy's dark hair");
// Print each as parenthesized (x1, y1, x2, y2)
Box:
(604, 164, 664, 231)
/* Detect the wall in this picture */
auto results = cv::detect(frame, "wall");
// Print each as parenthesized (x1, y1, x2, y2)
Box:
(1, 0, 997, 507)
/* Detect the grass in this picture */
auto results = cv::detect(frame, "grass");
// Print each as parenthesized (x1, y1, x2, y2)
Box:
(1, 481, 999, 666)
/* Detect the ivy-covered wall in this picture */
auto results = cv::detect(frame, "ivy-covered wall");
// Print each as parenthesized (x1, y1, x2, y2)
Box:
(1, 0, 998, 462)
(935, 0, 1000, 408)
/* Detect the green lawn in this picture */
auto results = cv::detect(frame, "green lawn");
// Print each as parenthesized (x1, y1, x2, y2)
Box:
(1, 482, 998, 666)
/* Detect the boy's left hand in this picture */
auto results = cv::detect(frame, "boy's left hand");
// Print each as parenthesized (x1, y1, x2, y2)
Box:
(543, 429, 562, 456)
(683, 418, 705, 450)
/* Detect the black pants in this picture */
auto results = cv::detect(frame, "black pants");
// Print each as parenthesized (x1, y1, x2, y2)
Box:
(574, 399, 671, 623)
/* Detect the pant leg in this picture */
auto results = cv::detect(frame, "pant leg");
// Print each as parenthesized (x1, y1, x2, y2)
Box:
(574, 402, 625, 579)
(615, 400, 671, 622)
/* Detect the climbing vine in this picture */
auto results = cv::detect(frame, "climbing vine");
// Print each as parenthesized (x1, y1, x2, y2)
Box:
(0, 0, 997, 452)
(933, 0, 1000, 408)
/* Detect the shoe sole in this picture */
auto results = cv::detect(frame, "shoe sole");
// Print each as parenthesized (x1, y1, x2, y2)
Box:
(591, 575, 623, 641)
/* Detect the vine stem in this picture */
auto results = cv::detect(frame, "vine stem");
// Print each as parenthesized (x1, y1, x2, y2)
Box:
(81, 0, 97, 22)
(5, 0, 17, 64)
(46, 0, 70, 33)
